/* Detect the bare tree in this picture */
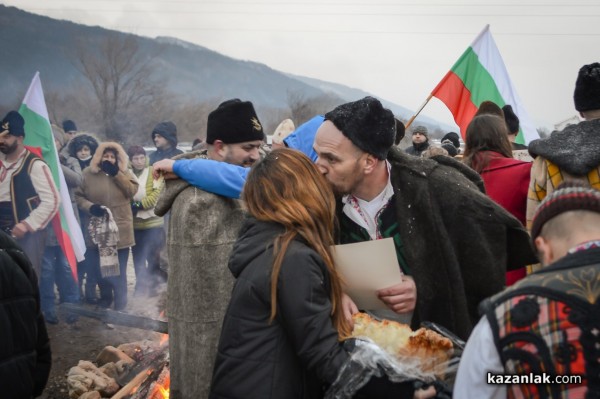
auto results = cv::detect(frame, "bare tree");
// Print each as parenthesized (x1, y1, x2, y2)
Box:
(286, 90, 343, 126)
(71, 33, 163, 142)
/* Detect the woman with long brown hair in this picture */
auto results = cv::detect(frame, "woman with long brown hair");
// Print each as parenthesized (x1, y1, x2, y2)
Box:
(209, 148, 417, 398)
(463, 114, 532, 285)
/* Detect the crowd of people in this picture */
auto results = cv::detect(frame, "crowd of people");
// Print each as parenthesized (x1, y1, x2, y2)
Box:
(0, 61, 599, 398)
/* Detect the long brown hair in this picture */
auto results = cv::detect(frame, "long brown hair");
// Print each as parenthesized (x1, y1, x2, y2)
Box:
(463, 114, 513, 173)
(242, 148, 351, 339)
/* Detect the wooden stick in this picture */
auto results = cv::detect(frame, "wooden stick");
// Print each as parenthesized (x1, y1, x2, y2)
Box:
(405, 94, 433, 130)
(111, 369, 151, 399)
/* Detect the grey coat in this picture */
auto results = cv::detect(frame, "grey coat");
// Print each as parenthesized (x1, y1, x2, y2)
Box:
(155, 150, 245, 399)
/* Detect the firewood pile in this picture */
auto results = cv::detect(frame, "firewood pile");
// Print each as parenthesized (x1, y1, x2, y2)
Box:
(67, 338, 170, 399)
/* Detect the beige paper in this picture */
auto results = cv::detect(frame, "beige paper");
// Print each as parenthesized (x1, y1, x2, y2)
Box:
(333, 238, 403, 310)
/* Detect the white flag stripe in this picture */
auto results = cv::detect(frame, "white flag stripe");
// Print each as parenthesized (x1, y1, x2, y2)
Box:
(22, 72, 86, 262)
(472, 25, 539, 144)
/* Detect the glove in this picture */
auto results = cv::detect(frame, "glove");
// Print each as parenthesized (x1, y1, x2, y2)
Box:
(89, 204, 107, 217)
(101, 160, 119, 176)
(131, 201, 142, 217)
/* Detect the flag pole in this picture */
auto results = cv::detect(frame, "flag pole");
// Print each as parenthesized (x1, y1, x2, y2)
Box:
(405, 94, 433, 130)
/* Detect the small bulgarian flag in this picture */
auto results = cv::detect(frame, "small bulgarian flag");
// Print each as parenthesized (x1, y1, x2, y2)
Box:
(432, 25, 538, 145)
(20, 72, 86, 280)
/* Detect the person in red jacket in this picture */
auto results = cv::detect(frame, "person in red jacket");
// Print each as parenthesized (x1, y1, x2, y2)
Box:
(463, 114, 532, 285)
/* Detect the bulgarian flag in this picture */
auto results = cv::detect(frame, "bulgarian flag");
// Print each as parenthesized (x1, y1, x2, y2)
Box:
(20, 72, 86, 280)
(432, 25, 538, 144)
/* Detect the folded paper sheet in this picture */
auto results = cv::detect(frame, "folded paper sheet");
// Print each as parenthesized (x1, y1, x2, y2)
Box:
(333, 238, 403, 310)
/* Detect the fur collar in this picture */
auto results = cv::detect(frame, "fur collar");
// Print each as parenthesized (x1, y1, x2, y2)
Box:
(528, 118, 600, 175)
(90, 141, 129, 174)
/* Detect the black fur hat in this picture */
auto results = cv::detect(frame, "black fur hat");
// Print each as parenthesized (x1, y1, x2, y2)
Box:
(574, 62, 600, 112)
(441, 132, 460, 148)
(1, 111, 25, 137)
(151, 121, 178, 147)
(502, 105, 520, 134)
(324, 96, 395, 160)
(68, 133, 99, 158)
(206, 99, 265, 144)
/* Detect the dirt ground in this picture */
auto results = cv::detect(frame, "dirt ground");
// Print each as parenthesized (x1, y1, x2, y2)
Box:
(39, 260, 167, 399)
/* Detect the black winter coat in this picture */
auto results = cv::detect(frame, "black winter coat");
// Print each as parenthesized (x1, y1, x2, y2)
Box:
(210, 219, 348, 399)
(384, 149, 537, 339)
(210, 218, 414, 399)
(0, 231, 51, 398)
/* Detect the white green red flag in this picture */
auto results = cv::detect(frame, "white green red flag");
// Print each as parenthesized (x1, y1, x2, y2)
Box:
(20, 72, 85, 279)
(431, 25, 538, 144)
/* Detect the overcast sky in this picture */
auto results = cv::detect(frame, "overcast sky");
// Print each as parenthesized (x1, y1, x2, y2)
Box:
(5, 0, 600, 130)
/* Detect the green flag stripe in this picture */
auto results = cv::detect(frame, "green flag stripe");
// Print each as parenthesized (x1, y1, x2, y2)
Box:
(19, 105, 61, 189)
(451, 47, 506, 110)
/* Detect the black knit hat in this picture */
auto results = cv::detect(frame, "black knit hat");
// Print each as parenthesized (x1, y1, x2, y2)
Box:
(324, 97, 395, 160)
(502, 105, 520, 134)
(441, 132, 460, 148)
(62, 119, 77, 133)
(531, 181, 600, 242)
(206, 99, 265, 144)
(68, 133, 99, 158)
(151, 121, 178, 147)
(1, 111, 25, 137)
(574, 62, 600, 112)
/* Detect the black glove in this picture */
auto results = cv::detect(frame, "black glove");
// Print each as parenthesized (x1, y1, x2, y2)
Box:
(101, 160, 119, 176)
(131, 201, 142, 217)
(89, 204, 107, 217)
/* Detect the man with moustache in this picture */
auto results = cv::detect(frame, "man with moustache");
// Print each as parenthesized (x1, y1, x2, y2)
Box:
(154, 97, 536, 340)
(154, 99, 264, 399)
(0, 111, 59, 278)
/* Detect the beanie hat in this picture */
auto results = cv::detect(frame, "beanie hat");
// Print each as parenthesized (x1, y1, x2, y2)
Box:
(324, 97, 395, 160)
(502, 105, 520, 134)
(206, 99, 265, 144)
(441, 142, 458, 157)
(413, 125, 429, 137)
(68, 133, 99, 158)
(441, 132, 460, 148)
(1, 111, 25, 137)
(530, 181, 600, 242)
(51, 125, 66, 148)
(574, 62, 600, 112)
(475, 101, 504, 119)
(62, 119, 77, 133)
(151, 121, 178, 147)
(272, 119, 295, 144)
(127, 145, 146, 160)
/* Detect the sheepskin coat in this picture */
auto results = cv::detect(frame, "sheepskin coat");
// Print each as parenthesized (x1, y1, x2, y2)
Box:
(75, 142, 138, 249)
(155, 150, 245, 399)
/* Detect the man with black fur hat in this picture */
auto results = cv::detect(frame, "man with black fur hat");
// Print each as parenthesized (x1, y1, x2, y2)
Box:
(156, 97, 536, 341)
(149, 121, 183, 165)
(526, 62, 600, 232)
(404, 125, 430, 156)
(455, 181, 600, 398)
(0, 111, 60, 278)
(312, 97, 534, 337)
(153, 99, 263, 399)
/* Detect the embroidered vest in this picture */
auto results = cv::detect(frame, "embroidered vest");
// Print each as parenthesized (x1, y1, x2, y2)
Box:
(10, 152, 41, 224)
(482, 254, 600, 398)
(336, 196, 410, 275)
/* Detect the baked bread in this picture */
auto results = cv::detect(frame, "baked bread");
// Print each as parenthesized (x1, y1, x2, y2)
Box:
(351, 312, 453, 376)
